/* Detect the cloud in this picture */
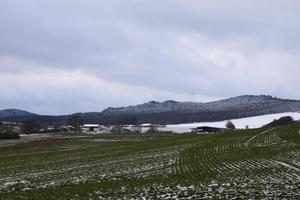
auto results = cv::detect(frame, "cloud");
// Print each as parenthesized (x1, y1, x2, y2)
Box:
(0, 0, 300, 114)
(0, 56, 215, 114)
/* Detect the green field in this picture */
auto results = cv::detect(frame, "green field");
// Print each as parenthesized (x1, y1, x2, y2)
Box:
(1, 124, 300, 199)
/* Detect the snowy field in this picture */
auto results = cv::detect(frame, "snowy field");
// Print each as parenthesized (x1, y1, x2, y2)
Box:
(161, 112, 300, 133)
(1, 125, 300, 199)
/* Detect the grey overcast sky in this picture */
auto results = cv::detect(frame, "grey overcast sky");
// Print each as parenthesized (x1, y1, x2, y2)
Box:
(1, 0, 300, 114)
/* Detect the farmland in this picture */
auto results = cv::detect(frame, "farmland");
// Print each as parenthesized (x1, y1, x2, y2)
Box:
(1, 124, 300, 199)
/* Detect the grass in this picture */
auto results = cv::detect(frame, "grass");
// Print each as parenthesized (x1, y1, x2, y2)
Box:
(0, 124, 300, 199)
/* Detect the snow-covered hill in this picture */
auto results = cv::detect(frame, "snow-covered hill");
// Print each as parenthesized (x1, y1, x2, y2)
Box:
(2, 95, 300, 125)
(103, 100, 205, 114)
(161, 112, 300, 133)
(103, 95, 300, 114)
(100, 95, 300, 124)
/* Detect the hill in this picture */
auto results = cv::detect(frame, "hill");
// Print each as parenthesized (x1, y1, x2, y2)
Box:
(0, 109, 35, 118)
(1, 95, 300, 125)
(103, 95, 300, 114)
(101, 95, 300, 124)
(263, 116, 294, 128)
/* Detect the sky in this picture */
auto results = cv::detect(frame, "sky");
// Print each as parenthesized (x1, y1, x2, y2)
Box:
(0, 0, 300, 114)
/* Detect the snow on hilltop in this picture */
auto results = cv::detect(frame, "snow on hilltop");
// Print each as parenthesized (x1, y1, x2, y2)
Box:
(2, 95, 300, 125)
(103, 95, 300, 114)
(103, 100, 205, 113)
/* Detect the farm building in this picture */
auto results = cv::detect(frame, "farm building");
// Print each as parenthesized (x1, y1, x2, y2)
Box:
(191, 126, 227, 134)
(81, 124, 112, 133)
(131, 124, 166, 133)
(82, 124, 99, 132)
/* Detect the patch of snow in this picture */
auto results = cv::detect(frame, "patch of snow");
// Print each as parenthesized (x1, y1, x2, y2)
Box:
(272, 160, 300, 172)
(159, 112, 300, 133)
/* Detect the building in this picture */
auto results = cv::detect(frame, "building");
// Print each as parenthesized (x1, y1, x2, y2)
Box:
(130, 124, 166, 133)
(81, 124, 111, 133)
(81, 124, 102, 132)
(191, 126, 226, 134)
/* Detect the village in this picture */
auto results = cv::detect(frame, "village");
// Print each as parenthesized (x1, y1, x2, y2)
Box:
(2, 113, 300, 140)
(0, 119, 230, 139)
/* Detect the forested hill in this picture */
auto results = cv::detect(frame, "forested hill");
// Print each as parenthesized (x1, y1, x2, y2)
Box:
(1, 95, 300, 125)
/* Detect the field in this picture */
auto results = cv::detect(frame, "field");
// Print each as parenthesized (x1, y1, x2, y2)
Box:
(162, 112, 300, 132)
(1, 124, 300, 199)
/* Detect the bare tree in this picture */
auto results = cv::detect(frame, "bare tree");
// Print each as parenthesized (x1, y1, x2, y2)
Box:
(22, 120, 40, 134)
(67, 115, 83, 132)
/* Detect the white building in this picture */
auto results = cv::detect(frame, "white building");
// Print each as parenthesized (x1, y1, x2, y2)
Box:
(82, 124, 99, 132)
(81, 124, 109, 133)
